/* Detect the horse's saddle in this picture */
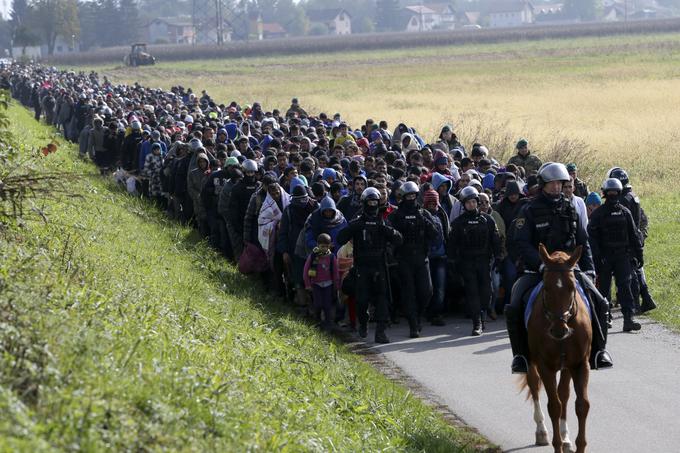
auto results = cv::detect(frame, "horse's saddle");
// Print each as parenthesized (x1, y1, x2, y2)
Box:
(524, 281, 592, 328)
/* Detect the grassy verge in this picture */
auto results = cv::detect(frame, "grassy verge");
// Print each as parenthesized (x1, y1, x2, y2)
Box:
(639, 194, 680, 330)
(0, 104, 493, 451)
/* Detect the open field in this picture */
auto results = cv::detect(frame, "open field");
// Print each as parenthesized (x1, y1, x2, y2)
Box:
(78, 31, 680, 328)
(0, 104, 491, 451)
(84, 31, 680, 195)
(49, 18, 680, 66)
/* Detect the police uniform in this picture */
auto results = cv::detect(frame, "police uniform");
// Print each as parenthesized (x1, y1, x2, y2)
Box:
(620, 187, 655, 312)
(449, 207, 501, 333)
(388, 201, 439, 337)
(588, 195, 643, 329)
(506, 190, 612, 371)
(337, 203, 403, 343)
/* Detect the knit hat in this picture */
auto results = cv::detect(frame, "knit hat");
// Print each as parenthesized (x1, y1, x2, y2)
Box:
(585, 191, 602, 206)
(225, 156, 239, 167)
(423, 188, 439, 207)
(516, 138, 528, 149)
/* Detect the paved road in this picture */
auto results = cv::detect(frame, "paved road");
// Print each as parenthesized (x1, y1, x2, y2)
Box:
(363, 310, 680, 452)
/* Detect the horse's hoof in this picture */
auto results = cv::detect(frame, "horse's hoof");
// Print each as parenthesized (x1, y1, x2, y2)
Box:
(562, 441, 573, 452)
(535, 431, 549, 446)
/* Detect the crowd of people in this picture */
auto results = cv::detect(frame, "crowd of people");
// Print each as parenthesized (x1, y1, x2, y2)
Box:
(2, 63, 657, 374)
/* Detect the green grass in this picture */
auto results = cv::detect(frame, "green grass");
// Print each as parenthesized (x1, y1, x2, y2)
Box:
(0, 104, 493, 451)
(639, 194, 680, 330)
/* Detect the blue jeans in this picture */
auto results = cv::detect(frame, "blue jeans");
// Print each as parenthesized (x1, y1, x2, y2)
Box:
(429, 257, 447, 318)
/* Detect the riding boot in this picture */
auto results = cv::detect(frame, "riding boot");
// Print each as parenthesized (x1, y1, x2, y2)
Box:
(623, 312, 642, 332)
(639, 287, 657, 313)
(505, 304, 529, 374)
(375, 322, 390, 344)
(590, 294, 614, 370)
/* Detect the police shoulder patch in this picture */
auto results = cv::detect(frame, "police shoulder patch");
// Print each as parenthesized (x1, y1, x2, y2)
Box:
(516, 218, 525, 229)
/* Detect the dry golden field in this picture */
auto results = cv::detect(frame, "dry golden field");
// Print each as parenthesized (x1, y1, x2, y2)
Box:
(89, 32, 680, 195)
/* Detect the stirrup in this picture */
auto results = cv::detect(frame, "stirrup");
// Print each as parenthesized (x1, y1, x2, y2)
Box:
(511, 355, 529, 374)
(591, 350, 613, 370)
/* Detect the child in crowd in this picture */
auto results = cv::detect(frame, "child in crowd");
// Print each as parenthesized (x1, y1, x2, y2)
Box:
(337, 239, 356, 331)
(303, 233, 340, 331)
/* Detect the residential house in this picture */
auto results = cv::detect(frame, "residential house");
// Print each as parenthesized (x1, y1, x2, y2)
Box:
(487, 0, 534, 27)
(424, 3, 457, 29)
(402, 5, 438, 31)
(262, 22, 287, 39)
(533, 2, 581, 24)
(148, 17, 195, 44)
(306, 9, 352, 35)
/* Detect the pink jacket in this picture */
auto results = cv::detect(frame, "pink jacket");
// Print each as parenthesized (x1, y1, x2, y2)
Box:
(303, 252, 340, 290)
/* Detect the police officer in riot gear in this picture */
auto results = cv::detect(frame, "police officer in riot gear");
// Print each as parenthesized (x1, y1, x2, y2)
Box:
(608, 167, 656, 313)
(388, 182, 441, 338)
(337, 187, 403, 344)
(589, 178, 644, 332)
(506, 163, 614, 373)
(449, 187, 502, 336)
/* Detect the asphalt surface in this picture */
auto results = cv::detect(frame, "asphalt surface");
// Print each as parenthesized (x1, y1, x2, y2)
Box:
(361, 309, 680, 452)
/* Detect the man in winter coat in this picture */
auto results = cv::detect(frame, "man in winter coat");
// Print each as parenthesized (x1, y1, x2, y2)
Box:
(226, 159, 260, 260)
(277, 177, 319, 307)
(336, 175, 366, 222)
(507, 139, 542, 176)
(187, 152, 211, 236)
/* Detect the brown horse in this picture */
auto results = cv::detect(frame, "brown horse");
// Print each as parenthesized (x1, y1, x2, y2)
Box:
(521, 244, 592, 453)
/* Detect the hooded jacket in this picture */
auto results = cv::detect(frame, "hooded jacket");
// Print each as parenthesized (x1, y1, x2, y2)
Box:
(298, 197, 347, 258)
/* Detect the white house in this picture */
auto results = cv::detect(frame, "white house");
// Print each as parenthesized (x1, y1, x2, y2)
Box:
(424, 3, 457, 29)
(487, 0, 534, 27)
(306, 9, 352, 35)
(403, 5, 439, 31)
(148, 17, 195, 44)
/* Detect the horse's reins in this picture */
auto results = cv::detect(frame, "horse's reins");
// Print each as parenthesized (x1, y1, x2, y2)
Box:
(540, 265, 579, 370)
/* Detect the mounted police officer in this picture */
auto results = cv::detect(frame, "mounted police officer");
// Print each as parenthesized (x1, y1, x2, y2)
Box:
(388, 182, 440, 338)
(588, 178, 644, 332)
(608, 167, 656, 313)
(505, 163, 613, 374)
(337, 187, 403, 344)
(449, 186, 502, 336)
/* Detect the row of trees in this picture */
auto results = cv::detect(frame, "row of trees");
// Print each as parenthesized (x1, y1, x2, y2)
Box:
(5, 0, 141, 56)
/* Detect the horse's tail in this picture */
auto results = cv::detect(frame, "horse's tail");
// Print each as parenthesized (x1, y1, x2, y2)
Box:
(517, 364, 542, 401)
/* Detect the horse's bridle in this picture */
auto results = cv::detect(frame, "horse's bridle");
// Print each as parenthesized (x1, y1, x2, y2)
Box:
(541, 266, 578, 325)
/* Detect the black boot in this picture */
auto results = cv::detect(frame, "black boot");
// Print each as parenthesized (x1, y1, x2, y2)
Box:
(408, 318, 420, 338)
(358, 322, 367, 339)
(471, 318, 483, 336)
(375, 322, 390, 344)
(590, 299, 614, 370)
(640, 289, 657, 313)
(623, 313, 642, 332)
(505, 304, 529, 374)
